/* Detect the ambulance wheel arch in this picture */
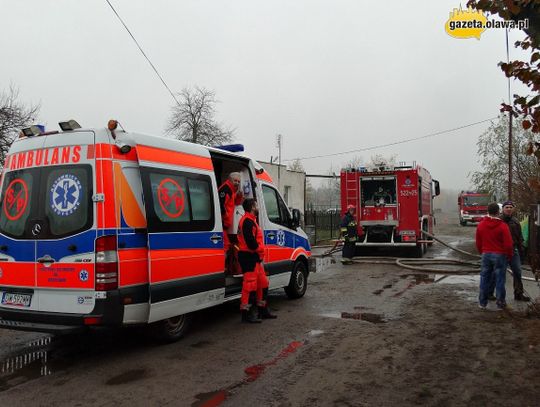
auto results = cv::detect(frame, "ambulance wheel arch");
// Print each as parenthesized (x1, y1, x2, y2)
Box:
(150, 313, 192, 343)
(285, 258, 308, 299)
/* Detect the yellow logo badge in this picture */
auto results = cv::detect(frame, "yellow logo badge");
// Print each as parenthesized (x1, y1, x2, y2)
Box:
(445, 6, 487, 40)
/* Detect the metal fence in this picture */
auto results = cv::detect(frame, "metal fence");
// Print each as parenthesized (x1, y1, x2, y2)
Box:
(304, 210, 342, 244)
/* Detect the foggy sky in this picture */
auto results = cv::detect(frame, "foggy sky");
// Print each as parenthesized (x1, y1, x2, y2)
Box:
(0, 0, 530, 191)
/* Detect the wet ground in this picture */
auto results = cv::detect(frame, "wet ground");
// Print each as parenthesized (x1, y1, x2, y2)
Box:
(1, 213, 540, 406)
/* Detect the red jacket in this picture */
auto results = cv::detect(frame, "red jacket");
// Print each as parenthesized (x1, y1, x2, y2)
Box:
(218, 179, 243, 230)
(475, 216, 513, 259)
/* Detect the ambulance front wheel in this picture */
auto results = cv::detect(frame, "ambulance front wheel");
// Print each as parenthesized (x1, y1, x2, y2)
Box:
(151, 314, 192, 343)
(285, 260, 308, 299)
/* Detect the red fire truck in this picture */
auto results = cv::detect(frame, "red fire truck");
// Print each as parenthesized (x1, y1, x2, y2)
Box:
(340, 164, 440, 257)
(458, 191, 491, 226)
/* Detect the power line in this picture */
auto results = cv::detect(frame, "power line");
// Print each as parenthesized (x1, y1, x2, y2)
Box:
(283, 116, 498, 162)
(104, 0, 181, 107)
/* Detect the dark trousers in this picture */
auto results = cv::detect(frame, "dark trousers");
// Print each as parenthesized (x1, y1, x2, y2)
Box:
(342, 241, 356, 259)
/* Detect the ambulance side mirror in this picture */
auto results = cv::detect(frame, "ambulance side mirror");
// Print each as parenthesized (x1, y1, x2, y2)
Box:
(291, 209, 301, 229)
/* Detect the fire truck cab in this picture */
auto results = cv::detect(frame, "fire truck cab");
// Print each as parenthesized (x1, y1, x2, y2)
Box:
(458, 191, 490, 226)
(340, 164, 440, 257)
(0, 120, 311, 341)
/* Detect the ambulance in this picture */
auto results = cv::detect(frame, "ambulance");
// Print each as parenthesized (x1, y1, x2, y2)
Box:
(0, 120, 311, 341)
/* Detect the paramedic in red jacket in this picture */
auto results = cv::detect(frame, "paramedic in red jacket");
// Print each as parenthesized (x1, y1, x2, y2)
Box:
(218, 172, 244, 249)
(476, 202, 514, 310)
(237, 199, 276, 323)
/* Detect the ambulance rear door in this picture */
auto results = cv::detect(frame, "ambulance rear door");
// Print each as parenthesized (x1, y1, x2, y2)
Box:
(0, 131, 97, 316)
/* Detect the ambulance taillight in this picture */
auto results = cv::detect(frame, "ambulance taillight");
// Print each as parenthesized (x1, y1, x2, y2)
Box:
(95, 236, 118, 291)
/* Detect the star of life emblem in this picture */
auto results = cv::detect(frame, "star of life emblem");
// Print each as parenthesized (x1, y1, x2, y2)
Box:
(50, 174, 82, 216)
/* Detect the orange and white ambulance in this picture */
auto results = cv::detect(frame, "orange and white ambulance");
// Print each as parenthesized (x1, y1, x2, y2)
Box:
(0, 120, 311, 341)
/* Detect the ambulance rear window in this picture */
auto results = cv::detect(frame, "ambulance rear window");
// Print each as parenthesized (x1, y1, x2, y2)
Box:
(0, 170, 34, 237)
(0, 165, 93, 239)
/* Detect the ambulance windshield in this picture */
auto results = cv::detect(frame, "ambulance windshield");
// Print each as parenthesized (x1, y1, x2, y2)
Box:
(0, 165, 93, 239)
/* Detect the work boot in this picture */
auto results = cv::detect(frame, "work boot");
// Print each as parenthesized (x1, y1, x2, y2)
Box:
(258, 306, 277, 319)
(241, 309, 262, 323)
(515, 293, 531, 302)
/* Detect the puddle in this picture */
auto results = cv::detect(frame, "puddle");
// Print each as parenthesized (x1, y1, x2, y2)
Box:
(341, 312, 386, 323)
(320, 312, 342, 319)
(0, 336, 64, 391)
(435, 274, 479, 285)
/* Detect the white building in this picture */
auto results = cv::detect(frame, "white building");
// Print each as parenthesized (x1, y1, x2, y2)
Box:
(258, 161, 305, 213)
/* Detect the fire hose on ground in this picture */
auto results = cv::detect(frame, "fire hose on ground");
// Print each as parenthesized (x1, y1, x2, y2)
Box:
(313, 230, 540, 309)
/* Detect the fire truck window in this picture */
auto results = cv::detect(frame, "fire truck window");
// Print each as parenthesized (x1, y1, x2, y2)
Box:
(142, 168, 215, 233)
(45, 166, 92, 237)
(0, 170, 34, 238)
(360, 179, 397, 206)
(463, 195, 490, 206)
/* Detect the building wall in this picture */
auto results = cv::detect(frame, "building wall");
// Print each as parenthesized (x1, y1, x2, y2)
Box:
(258, 161, 305, 213)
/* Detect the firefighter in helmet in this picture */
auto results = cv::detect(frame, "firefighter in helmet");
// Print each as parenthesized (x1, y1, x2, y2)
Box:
(340, 204, 358, 265)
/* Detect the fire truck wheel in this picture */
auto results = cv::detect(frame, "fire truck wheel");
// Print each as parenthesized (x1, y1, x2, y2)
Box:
(460, 220, 467, 226)
(151, 314, 192, 343)
(413, 243, 424, 258)
(285, 260, 308, 299)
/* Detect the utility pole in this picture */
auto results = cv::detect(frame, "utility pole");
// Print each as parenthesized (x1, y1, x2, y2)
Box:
(276, 134, 282, 189)
(506, 28, 513, 200)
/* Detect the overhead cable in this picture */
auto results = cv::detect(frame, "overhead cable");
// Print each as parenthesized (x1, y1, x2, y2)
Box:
(104, 0, 181, 106)
(284, 116, 499, 162)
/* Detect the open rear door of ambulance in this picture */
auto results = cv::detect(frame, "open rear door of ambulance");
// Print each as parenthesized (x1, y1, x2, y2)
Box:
(0, 131, 98, 332)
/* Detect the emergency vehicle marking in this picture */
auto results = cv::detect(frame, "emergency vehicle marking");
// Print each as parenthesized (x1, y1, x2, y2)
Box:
(276, 230, 286, 246)
(79, 269, 89, 282)
(50, 174, 82, 216)
(400, 189, 418, 197)
(158, 178, 185, 218)
(4, 146, 81, 171)
(3, 179, 29, 221)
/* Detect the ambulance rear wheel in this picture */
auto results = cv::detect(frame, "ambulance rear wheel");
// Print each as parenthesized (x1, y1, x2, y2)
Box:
(285, 261, 308, 299)
(151, 314, 192, 343)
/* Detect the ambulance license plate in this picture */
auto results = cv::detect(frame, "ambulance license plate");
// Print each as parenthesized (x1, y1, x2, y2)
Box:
(1, 292, 32, 307)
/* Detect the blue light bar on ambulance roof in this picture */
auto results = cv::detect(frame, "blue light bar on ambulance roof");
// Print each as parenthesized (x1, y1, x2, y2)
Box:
(213, 144, 244, 153)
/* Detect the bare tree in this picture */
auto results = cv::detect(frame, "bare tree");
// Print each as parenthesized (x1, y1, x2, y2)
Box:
(165, 86, 234, 146)
(470, 114, 540, 213)
(0, 85, 40, 166)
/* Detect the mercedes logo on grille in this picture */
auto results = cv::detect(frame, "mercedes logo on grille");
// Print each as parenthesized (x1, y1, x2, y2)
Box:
(31, 223, 42, 236)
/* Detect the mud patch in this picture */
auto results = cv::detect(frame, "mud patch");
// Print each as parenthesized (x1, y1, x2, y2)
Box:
(105, 368, 148, 385)
(190, 340, 212, 348)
